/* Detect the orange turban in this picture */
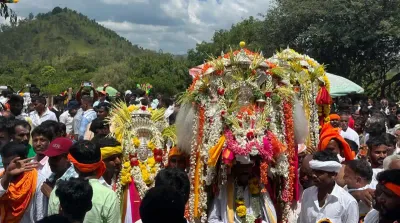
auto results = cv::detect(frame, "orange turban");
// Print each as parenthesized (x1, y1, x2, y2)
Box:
(329, 114, 341, 121)
(68, 154, 106, 179)
(318, 123, 355, 161)
(168, 147, 182, 158)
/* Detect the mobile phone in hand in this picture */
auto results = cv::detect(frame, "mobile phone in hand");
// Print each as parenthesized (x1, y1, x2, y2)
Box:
(83, 82, 92, 87)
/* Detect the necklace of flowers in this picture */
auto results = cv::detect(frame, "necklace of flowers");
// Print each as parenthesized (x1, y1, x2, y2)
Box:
(235, 178, 262, 223)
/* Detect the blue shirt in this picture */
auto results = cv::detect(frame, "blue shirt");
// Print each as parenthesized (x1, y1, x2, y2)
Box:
(79, 109, 97, 140)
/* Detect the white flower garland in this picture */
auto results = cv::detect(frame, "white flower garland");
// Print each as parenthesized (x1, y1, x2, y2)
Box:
(188, 110, 199, 223)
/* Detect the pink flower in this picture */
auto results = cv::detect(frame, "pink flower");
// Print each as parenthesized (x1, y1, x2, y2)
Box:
(222, 148, 234, 166)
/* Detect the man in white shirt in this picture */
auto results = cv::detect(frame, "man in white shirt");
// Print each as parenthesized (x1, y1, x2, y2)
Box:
(30, 96, 57, 129)
(383, 154, 400, 170)
(288, 154, 314, 223)
(339, 111, 360, 147)
(79, 96, 97, 140)
(0, 89, 9, 107)
(73, 107, 83, 141)
(343, 159, 373, 220)
(93, 90, 108, 107)
(367, 136, 388, 188)
(299, 150, 359, 223)
(60, 100, 80, 136)
(8, 94, 29, 121)
(349, 137, 389, 214)
(31, 125, 55, 179)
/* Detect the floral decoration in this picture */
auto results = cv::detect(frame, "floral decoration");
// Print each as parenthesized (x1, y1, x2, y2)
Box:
(179, 43, 331, 222)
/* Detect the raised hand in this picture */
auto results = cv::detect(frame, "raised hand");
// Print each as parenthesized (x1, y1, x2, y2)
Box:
(6, 157, 38, 177)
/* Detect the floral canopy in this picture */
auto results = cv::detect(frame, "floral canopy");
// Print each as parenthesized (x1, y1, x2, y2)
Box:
(177, 42, 332, 223)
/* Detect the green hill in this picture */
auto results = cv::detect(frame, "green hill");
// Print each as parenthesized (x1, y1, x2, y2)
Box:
(0, 7, 191, 96)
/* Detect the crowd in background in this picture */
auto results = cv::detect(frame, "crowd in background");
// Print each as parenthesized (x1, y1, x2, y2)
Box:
(0, 83, 399, 223)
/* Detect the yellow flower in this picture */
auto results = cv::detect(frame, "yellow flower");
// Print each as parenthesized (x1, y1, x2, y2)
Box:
(250, 186, 260, 195)
(151, 167, 158, 174)
(235, 200, 244, 205)
(147, 141, 156, 151)
(133, 137, 140, 147)
(128, 105, 137, 112)
(142, 171, 153, 185)
(123, 162, 130, 169)
(121, 175, 132, 185)
(236, 205, 247, 217)
(249, 177, 260, 195)
(147, 157, 156, 167)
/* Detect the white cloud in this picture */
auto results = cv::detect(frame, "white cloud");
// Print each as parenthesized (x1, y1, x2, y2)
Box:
(99, 20, 167, 32)
(4, 0, 273, 54)
(101, 0, 149, 5)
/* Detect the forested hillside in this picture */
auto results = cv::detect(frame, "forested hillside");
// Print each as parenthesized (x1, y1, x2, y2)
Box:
(2, 1, 400, 98)
(0, 7, 191, 96)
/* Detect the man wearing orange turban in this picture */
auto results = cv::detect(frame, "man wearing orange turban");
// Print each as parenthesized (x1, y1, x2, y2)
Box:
(319, 122, 355, 162)
(168, 147, 187, 171)
(329, 114, 341, 128)
(48, 141, 121, 223)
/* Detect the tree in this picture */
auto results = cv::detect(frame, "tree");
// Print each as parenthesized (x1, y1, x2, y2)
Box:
(52, 7, 62, 15)
(187, 16, 263, 66)
(28, 13, 34, 21)
(259, 0, 400, 98)
(187, 0, 400, 98)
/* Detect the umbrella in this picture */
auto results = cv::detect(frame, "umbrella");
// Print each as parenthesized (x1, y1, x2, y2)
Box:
(326, 73, 364, 97)
(96, 86, 118, 97)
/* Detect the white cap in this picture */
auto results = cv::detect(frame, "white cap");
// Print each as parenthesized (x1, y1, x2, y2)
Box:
(125, 90, 132, 96)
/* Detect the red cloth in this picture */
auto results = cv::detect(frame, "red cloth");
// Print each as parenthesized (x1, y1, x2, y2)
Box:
(348, 116, 355, 129)
(129, 179, 141, 222)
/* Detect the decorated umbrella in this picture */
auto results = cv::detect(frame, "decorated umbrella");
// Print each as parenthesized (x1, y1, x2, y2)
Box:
(96, 86, 118, 97)
(326, 73, 364, 97)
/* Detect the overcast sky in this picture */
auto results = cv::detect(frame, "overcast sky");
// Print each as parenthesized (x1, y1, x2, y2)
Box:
(1, 0, 272, 54)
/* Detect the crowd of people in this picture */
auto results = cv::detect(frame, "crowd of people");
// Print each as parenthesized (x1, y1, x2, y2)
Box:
(0, 83, 399, 223)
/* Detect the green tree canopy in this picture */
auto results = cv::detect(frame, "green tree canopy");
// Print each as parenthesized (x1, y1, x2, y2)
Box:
(187, 0, 400, 98)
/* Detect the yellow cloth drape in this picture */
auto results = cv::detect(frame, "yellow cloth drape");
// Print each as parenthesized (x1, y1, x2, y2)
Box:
(226, 177, 235, 223)
(207, 136, 225, 167)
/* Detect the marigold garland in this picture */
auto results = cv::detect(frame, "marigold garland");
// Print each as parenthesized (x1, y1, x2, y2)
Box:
(260, 161, 269, 191)
(193, 106, 205, 219)
(283, 101, 295, 202)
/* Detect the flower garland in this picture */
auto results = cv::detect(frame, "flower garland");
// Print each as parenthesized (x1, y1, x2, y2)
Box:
(225, 130, 252, 156)
(188, 105, 207, 222)
(235, 178, 262, 223)
(188, 110, 199, 223)
(109, 101, 171, 201)
(281, 100, 295, 223)
(260, 161, 269, 191)
(181, 45, 330, 222)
